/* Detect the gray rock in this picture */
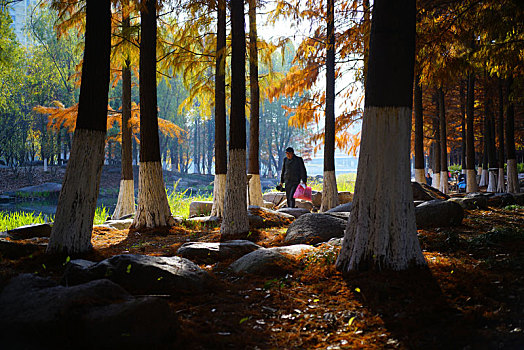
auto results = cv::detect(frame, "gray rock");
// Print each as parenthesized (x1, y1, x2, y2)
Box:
(326, 202, 353, 213)
(177, 240, 261, 263)
(248, 206, 294, 228)
(13, 182, 62, 197)
(0, 274, 177, 349)
(285, 213, 347, 245)
(295, 199, 314, 211)
(413, 200, 425, 207)
(412, 182, 449, 201)
(277, 207, 310, 218)
(488, 193, 515, 207)
(415, 200, 464, 228)
(514, 193, 524, 206)
(103, 218, 134, 230)
(325, 237, 343, 247)
(448, 196, 488, 210)
(186, 215, 221, 226)
(0, 238, 46, 259)
(230, 245, 315, 275)
(7, 223, 52, 240)
(93, 224, 117, 230)
(189, 201, 213, 217)
(325, 212, 350, 220)
(62, 254, 210, 295)
(311, 191, 322, 207)
(262, 192, 286, 206)
(0, 195, 14, 203)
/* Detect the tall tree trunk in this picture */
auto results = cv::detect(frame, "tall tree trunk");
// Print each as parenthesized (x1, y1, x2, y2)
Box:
(47, 0, 111, 254)
(438, 88, 448, 194)
(131, 0, 174, 229)
(505, 77, 519, 193)
(321, 0, 339, 212)
(220, 0, 249, 237)
(194, 118, 200, 174)
(466, 73, 478, 193)
(207, 118, 214, 174)
(171, 138, 179, 172)
(112, 0, 135, 219)
(247, 0, 263, 207)
(211, 0, 227, 217)
(479, 113, 489, 187)
(485, 80, 497, 192)
(460, 80, 466, 173)
(414, 75, 425, 184)
(497, 79, 505, 192)
(433, 95, 441, 189)
(336, 0, 425, 272)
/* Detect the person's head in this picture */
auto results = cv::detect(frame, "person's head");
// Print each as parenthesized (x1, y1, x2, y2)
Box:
(285, 147, 294, 159)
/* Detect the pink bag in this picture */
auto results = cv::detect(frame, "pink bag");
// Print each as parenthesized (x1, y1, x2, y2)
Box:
(293, 183, 312, 201)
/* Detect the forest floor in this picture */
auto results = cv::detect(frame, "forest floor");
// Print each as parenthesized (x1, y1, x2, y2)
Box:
(0, 205, 523, 349)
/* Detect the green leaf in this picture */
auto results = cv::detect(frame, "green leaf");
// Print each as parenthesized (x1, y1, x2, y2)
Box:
(126, 264, 132, 274)
(355, 287, 360, 293)
(42, 264, 46, 270)
(348, 316, 356, 326)
(239, 317, 249, 324)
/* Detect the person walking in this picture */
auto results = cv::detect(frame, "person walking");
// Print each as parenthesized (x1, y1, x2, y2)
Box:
(280, 147, 307, 208)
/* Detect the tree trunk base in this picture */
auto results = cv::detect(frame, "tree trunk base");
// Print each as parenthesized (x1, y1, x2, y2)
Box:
(433, 172, 441, 190)
(112, 179, 135, 220)
(507, 159, 520, 193)
(211, 173, 227, 217)
(479, 169, 488, 187)
(439, 171, 448, 194)
(336, 107, 426, 273)
(487, 171, 497, 193)
(220, 149, 249, 237)
(47, 129, 106, 254)
(497, 168, 505, 193)
(320, 170, 339, 212)
(466, 169, 478, 193)
(248, 174, 264, 207)
(131, 161, 174, 229)
(415, 168, 425, 184)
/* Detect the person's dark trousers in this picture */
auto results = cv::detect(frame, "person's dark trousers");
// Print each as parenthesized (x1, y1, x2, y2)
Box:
(285, 182, 299, 208)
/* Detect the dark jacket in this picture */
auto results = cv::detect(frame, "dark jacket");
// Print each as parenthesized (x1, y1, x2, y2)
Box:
(281, 155, 307, 184)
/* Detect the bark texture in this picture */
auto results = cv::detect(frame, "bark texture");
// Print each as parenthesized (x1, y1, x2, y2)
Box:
(320, 170, 339, 212)
(414, 76, 424, 184)
(507, 159, 520, 193)
(248, 174, 264, 207)
(438, 88, 448, 194)
(220, 149, 249, 236)
(47, 130, 106, 254)
(415, 168, 425, 184)
(112, 179, 135, 219)
(497, 79, 505, 193)
(336, 108, 426, 271)
(132, 162, 174, 229)
(465, 73, 478, 193)
(211, 174, 226, 217)
(505, 78, 519, 193)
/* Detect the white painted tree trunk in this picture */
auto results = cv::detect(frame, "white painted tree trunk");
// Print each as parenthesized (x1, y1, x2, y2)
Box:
(466, 169, 478, 193)
(507, 159, 520, 193)
(496, 168, 505, 193)
(43, 158, 48, 172)
(47, 129, 106, 254)
(461, 169, 466, 175)
(131, 161, 175, 229)
(439, 171, 448, 194)
(248, 174, 264, 207)
(415, 168, 425, 184)
(336, 107, 426, 272)
(220, 149, 249, 236)
(320, 170, 339, 212)
(211, 173, 227, 217)
(479, 168, 488, 187)
(433, 172, 440, 190)
(487, 170, 497, 193)
(111, 179, 135, 219)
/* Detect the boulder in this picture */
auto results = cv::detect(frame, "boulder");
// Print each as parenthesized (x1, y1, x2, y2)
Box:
(326, 202, 352, 213)
(0, 274, 177, 349)
(295, 199, 314, 211)
(189, 201, 213, 217)
(325, 212, 350, 220)
(177, 240, 261, 263)
(487, 193, 515, 207)
(285, 213, 347, 245)
(262, 192, 286, 206)
(7, 223, 52, 240)
(13, 182, 62, 197)
(248, 206, 294, 228)
(412, 182, 449, 201)
(338, 191, 353, 204)
(93, 224, 118, 231)
(311, 191, 322, 207)
(514, 193, 524, 206)
(277, 207, 310, 218)
(415, 200, 464, 228)
(448, 196, 488, 210)
(0, 238, 46, 259)
(103, 218, 134, 230)
(62, 254, 210, 295)
(262, 200, 274, 209)
(230, 245, 315, 275)
(186, 216, 221, 226)
(0, 195, 14, 203)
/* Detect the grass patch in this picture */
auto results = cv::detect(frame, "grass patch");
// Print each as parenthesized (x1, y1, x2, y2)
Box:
(0, 211, 52, 231)
(309, 173, 356, 193)
(167, 181, 213, 218)
(468, 226, 524, 247)
(502, 204, 524, 211)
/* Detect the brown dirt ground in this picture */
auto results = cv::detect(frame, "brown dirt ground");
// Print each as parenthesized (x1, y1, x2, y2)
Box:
(0, 207, 523, 349)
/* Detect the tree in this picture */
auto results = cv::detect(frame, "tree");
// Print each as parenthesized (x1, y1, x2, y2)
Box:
(247, 0, 263, 207)
(496, 79, 505, 192)
(131, 0, 175, 229)
(47, 0, 111, 254)
(211, 0, 227, 217)
(438, 87, 448, 194)
(112, 0, 135, 219)
(414, 75, 425, 183)
(465, 72, 478, 193)
(320, 0, 339, 212)
(336, 0, 426, 272)
(220, 0, 249, 237)
(505, 77, 519, 193)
